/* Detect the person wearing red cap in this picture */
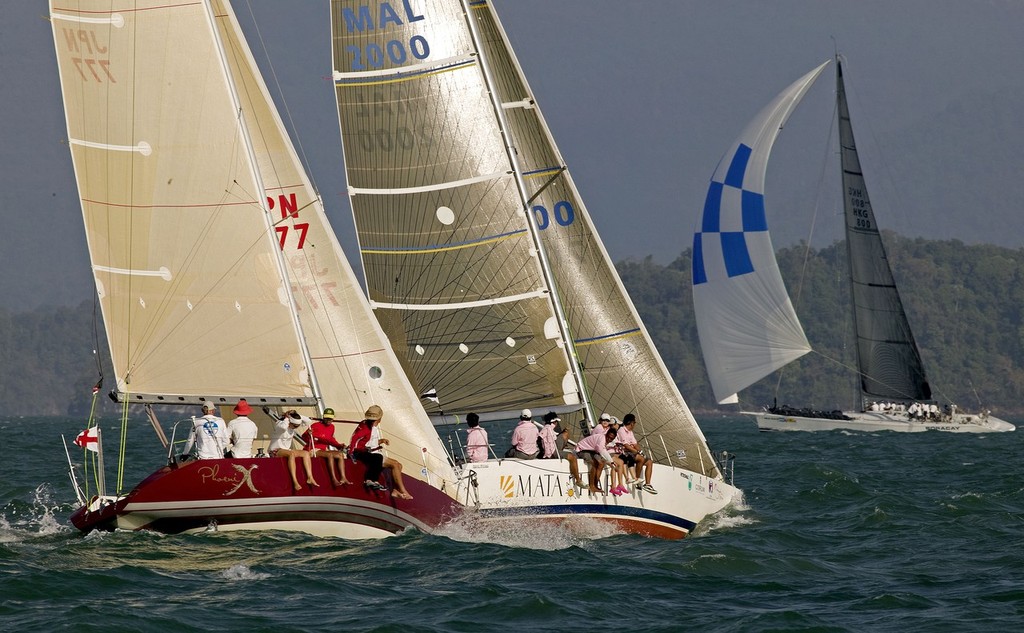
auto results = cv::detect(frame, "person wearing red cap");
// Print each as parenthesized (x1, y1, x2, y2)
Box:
(227, 399, 258, 458)
(302, 407, 351, 487)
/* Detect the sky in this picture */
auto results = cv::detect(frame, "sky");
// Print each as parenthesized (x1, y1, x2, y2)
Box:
(3, 0, 1023, 310)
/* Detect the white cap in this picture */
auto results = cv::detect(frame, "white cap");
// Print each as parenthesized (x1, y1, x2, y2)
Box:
(520, 409, 532, 419)
(599, 412, 611, 421)
(202, 401, 217, 411)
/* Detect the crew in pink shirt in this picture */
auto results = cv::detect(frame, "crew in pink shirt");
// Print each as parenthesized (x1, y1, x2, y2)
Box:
(509, 409, 539, 459)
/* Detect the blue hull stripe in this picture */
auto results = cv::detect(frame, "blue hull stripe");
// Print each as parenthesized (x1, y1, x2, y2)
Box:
(476, 503, 697, 532)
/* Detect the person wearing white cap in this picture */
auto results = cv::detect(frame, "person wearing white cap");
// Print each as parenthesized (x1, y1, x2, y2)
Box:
(592, 412, 614, 436)
(181, 401, 229, 460)
(539, 411, 560, 458)
(509, 409, 539, 459)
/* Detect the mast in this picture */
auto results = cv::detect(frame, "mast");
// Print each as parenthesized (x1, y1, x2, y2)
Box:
(837, 56, 865, 410)
(200, 0, 324, 411)
(459, 0, 595, 424)
(835, 55, 931, 407)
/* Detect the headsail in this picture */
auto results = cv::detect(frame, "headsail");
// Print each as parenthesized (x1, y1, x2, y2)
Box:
(329, 1, 580, 418)
(51, 0, 313, 404)
(213, 1, 455, 480)
(692, 62, 829, 405)
(836, 59, 931, 404)
(470, 4, 719, 474)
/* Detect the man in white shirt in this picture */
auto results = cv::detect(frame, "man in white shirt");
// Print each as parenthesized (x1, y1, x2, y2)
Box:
(182, 401, 229, 459)
(227, 399, 258, 458)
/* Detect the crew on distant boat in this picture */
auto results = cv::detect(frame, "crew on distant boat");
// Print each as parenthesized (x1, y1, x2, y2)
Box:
(349, 405, 413, 500)
(227, 399, 258, 458)
(538, 412, 559, 458)
(464, 412, 489, 463)
(509, 409, 540, 459)
(182, 401, 229, 460)
(268, 408, 318, 491)
(617, 414, 657, 494)
(303, 408, 351, 487)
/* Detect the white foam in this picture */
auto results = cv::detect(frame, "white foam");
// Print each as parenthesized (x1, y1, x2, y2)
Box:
(221, 564, 270, 581)
(436, 513, 618, 549)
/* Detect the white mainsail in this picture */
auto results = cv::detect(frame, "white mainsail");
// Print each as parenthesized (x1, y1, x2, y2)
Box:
(51, 0, 313, 403)
(692, 62, 829, 405)
(212, 1, 456, 481)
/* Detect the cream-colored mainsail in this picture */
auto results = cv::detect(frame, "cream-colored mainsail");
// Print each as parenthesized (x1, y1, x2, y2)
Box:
(51, 0, 313, 403)
(330, 1, 719, 477)
(212, 0, 455, 481)
(330, 1, 582, 420)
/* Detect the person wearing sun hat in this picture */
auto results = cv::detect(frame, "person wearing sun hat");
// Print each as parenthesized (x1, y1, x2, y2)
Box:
(303, 407, 351, 487)
(349, 405, 414, 500)
(227, 399, 258, 458)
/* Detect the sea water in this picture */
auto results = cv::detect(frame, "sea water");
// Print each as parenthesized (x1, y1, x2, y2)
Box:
(2, 416, 1022, 632)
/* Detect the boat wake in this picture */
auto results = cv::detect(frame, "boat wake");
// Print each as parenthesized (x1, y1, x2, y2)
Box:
(435, 513, 619, 549)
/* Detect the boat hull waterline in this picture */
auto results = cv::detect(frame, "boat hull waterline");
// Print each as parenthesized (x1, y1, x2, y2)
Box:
(756, 411, 1015, 433)
(456, 460, 738, 540)
(70, 457, 461, 538)
(71, 456, 738, 540)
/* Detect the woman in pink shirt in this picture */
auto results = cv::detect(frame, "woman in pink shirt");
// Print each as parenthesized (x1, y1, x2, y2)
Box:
(575, 429, 629, 495)
(464, 413, 489, 463)
(539, 412, 559, 458)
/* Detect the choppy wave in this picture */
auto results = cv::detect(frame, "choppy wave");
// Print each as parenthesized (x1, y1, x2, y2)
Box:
(2, 416, 1022, 631)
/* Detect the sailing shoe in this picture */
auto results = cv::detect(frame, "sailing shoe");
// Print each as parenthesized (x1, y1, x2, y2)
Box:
(642, 484, 658, 494)
(364, 480, 385, 491)
(613, 485, 630, 495)
(610, 487, 624, 496)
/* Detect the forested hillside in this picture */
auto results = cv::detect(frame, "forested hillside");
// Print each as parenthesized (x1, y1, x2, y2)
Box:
(2, 235, 1022, 418)
(618, 233, 1024, 416)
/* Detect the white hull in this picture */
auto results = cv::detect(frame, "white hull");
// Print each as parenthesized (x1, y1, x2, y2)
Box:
(755, 410, 1015, 433)
(453, 458, 738, 539)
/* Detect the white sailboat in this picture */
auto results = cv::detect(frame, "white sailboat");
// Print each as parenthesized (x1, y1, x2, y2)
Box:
(52, 0, 461, 536)
(692, 57, 1015, 434)
(329, 0, 739, 537)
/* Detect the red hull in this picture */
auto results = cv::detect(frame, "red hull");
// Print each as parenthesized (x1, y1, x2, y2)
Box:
(70, 457, 462, 537)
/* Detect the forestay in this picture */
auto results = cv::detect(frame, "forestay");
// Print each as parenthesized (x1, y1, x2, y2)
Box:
(692, 62, 829, 405)
(213, 0, 455, 479)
